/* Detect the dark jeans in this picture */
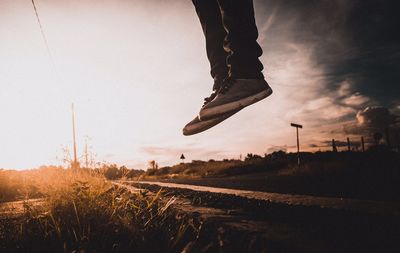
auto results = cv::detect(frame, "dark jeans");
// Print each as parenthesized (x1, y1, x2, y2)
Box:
(192, 0, 264, 87)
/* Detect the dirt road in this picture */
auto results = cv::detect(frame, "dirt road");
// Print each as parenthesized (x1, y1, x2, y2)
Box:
(114, 180, 400, 253)
(0, 198, 46, 219)
(132, 180, 400, 215)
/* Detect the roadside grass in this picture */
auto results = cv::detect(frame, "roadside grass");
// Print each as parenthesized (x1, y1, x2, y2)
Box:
(0, 168, 197, 253)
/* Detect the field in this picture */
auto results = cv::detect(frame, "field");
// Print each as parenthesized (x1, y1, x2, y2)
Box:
(0, 168, 198, 253)
(1, 149, 400, 252)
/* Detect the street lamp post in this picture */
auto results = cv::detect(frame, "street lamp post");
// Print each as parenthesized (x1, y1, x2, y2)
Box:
(290, 123, 303, 166)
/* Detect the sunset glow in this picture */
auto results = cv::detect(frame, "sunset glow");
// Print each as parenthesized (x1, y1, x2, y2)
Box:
(0, 0, 398, 169)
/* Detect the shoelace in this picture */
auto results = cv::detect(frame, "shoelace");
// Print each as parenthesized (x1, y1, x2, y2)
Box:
(219, 77, 235, 94)
(203, 78, 236, 106)
(203, 91, 218, 105)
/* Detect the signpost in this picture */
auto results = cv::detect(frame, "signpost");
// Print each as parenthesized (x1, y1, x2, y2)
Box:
(180, 154, 186, 163)
(290, 123, 303, 166)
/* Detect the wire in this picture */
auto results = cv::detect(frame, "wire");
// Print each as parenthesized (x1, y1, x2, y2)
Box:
(30, 0, 70, 90)
(31, 0, 54, 64)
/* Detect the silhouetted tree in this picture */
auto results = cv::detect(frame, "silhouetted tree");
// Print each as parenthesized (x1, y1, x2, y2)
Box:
(119, 166, 129, 178)
(148, 160, 158, 170)
(245, 153, 262, 161)
(103, 164, 119, 180)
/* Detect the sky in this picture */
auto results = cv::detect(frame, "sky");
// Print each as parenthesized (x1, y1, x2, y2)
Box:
(0, 0, 399, 170)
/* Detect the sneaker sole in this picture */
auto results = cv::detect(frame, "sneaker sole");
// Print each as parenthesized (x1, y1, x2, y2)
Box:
(199, 87, 273, 120)
(183, 110, 240, 136)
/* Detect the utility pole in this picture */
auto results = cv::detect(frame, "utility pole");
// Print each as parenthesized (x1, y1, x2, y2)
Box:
(361, 136, 365, 152)
(71, 104, 79, 169)
(332, 139, 337, 152)
(347, 137, 351, 151)
(290, 123, 303, 166)
(85, 139, 89, 169)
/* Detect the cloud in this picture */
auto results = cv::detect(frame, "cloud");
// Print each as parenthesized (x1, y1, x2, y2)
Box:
(356, 107, 395, 129)
(313, 0, 400, 104)
(390, 102, 400, 115)
(289, 96, 355, 122)
(341, 93, 370, 107)
(337, 80, 353, 97)
(258, 0, 400, 105)
(257, 0, 375, 130)
(343, 106, 400, 146)
(253, 0, 400, 154)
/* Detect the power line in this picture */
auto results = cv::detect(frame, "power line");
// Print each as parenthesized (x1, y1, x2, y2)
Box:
(31, 0, 79, 169)
(30, 0, 69, 97)
(31, 0, 55, 64)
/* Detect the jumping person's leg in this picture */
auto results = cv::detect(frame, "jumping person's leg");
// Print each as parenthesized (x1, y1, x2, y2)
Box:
(183, 0, 272, 135)
(218, 0, 264, 79)
(198, 0, 272, 121)
(183, 0, 239, 136)
(192, 0, 229, 89)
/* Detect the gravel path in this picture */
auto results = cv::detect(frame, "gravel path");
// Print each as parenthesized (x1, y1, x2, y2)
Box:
(122, 180, 400, 216)
(114, 180, 400, 253)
